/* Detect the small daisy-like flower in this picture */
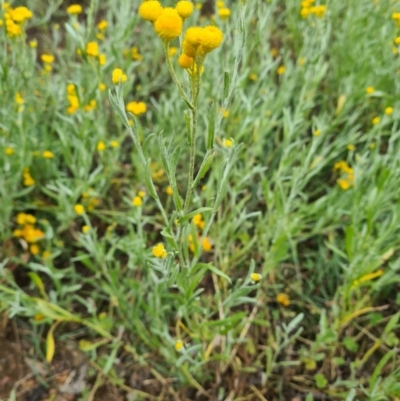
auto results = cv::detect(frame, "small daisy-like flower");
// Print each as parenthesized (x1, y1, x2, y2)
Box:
(82, 225, 90, 234)
(166, 185, 173, 195)
(110, 140, 119, 148)
(365, 86, 374, 94)
(41, 54, 54, 64)
(276, 293, 290, 307)
(250, 272, 262, 283)
(313, 129, 321, 137)
(139, 0, 163, 22)
(98, 54, 106, 66)
(152, 243, 168, 258)
(86, 41, 99, 57)
(202, 236, 212, 252)
(175, 340, 184, 351)
(154, 7, 183, 40)
(372, 116, 380, 125)
(97, 20, 108, 30)
(277, 65, 285, 75)
(200, 25, 223, 53)
(138, 190, 146, 198)
(74, 204, 85, 215)
(132, 196, 142, 207)
(169, 46, 178, 57)
(178, 53, 194, 69)
(337, 178, 350, 190)
(30, 244, 40, 255)
(218, 8, 230, 19)
(347, 144, 355, 151)
(99, 83, 106, 91)
(112, 68, 127, 84)
(176, 0, 194, 19)
(67, 4, 82, 15)
(385, 107, 394, 115)
(224, 138, 233, 147)
(249, 73, 258, 81)
(97, 141, 106, 151)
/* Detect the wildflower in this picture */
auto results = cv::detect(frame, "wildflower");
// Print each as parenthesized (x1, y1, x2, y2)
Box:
(5, 147, 14, 155)
(192, 214, 205, 229)
(249, 73, 258, 81)
(67, 4, 82, 15)
(112, 68, 127, 84)
(16, 213, 36, 225)
(224, 138, 233, 147)
(29, 40, 37, 48)
(29, 244, 40, 255)
(154, 7, 183, 40)
(15, 92, 24, 105)
(366, 86, 374, 94)
(309, 5, 326, 17)
(372, 116, 380, 125)
(98, 54, 106, 66)
(169, 46, 178, 57)
(126, 101, 147, 116)
(175, 1, 194, 19)
(250, 273, 262, 283)
(132, 196, 142, 207)
(370, 143, 376, 150)
(99, 83, 106, 91)
(277, 65, 285, 75)
(165, 185, 173, 195)
(74, 204, 85, 215)
(9, 6, 33, 22)
(298, 57, 306, 66)
(202, 236, 212, 252)
(84, 99, 97, 111)
(86, 41, 99, 57)
(42, 250, 51, 260)
(14, 225, 44, 243)
(42, 150, 54, 159)
(347, 144, 355, 151)
(110, 140, 119, 148)
(23, 168, 35, 186)
(152, 243, 167, 258)
(313, 129, 321, 136)
(276, 293, 290, 307)
(82, 225, 90, 234)
(178, 53, 194, 69)
(139, 0, 164, 22)
(41, 54, 54, 64)
(138, 190, 146, 198)
(218, 8, 230, 19)
(97, 20, 108, 30)
(199, 25, 223, 53)
(337, 178, 350, 190)
(131, 47, 143, 61)
(175, 340, 184, 351)
(385, 107, 394, 115)
(97, 141, 106, 151)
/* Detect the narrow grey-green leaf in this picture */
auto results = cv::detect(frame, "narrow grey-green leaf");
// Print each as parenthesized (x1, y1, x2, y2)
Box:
(223, 72, 230, 100)
(195, 263, 231, 284)
(192, 151, 215, 189)
(207, 100, 216, 150)
(177, 207, 213, 224)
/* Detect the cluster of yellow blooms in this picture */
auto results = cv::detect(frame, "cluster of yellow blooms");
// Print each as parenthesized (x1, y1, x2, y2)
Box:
(132, 190, 146, 207)
(126, 101, 147, 116)
(152, 243, 168, 258)
(67, 4, 82, 15)
(23, 167, 35, 186)
(138, 0, 223, 71)
(333, 160, 354, 190)
(85, 41, 106, 65)
(96, 19, 108, 41)
(123, 46, 143, 61)
(65, 83, 97, 114)
(13, 213, 45, 255)
(300, 0, 326, 18)
(392, 12, 400, 27)
(216, 1, 230, 20)
(189, 213, 212, 253)
(2, 4, 32, 37)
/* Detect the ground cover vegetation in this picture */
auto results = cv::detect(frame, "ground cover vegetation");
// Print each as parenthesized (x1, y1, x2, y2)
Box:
(1, 0, 400, 399)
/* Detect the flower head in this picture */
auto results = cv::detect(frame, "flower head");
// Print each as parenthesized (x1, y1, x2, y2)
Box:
(74, 204, 85, 215)
(199, 25, 223, 53)
(385, 107, 394, 115)
(218, 8, 230, 19)
(178, 53, 194, 69)
(112, 68, 127, 84)
(126, 101, 147, 116)
(154, 7, 183, 40)
(276, 293, 290, 307)
(42, 150, 54, 158)
(86, 41, 99, 57)
(10, 6, 32, 22)
(67, 4, 82, 15)
(152, 243, 167, 258)
(132, 196, 142, 207)
(176, 1, 194, 19)
(41, 54, 54, 64)
(139, 0, 163, 22)
(250, 273, 261, 283)
(175, 340, 184, 351)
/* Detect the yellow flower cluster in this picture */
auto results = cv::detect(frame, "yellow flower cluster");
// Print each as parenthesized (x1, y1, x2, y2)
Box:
(23, 167, 35, 186)
(300, 1, 326, 18)
(192, 213, 205, 229)
(333, 160, 354, 190)
(112, 68, 127, 84)
(66, 83, 80, 114)
(124, 46, 143, 61)
(276, 293, 290, 307)
(392, 12, 400, 27)
(13, 213, 45, 255)
(67, 4, 82, 15)
(85, 41, 106, 65)
(188, 234, 212, 253)
(126, 101, 147, 116)
(216, 1, 230, 20)
(41, 54, 54, 72)
(3, 5, 32, 37)
(152, 243, 168, 258)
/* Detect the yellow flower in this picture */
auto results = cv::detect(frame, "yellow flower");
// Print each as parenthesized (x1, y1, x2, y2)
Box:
(169, 46, 178, 57)
(249, 73, 258, 81)
(41, 54, 54, 64)
(99, 83, 106, 91)
(126, 101, 147, 116)
(277, 65, 285, 75)
(154, 7, 183, 40)
(110, 140, 119, 148)
(152, 243, 167, 258)
(372, 116, 380, 125)
(112, 68, 127, 84)
(42, 150, 54, 158)
(67, 4, 82, 15)
(175, 340, 184, 351)
(138, 190, 146, 198)
(218, 8, 230, 19)
(224, 138, 233, 147)
(139, 0, 163, 22)
(313, 129, 321, 137)
(9, 6, 32, 22)
(98, 54, 106, 66)
(337, 178, 350, 190)
(97, 20, 108, 30)
(86, 41, 99, 57)
(29, 40, 37, 48)
(15, 92, 24, 105)
(29, 244, 40, 255)
(74, 204, 85, 215)
(132, 196, 143, 207)
(250, 273, 261, 282)
(366, 86, 374, 94)
(82, 225, 90, 234)
(309, 5, 326, 17)
(165, 185, 173, 195)
(347, 144, 355, 151)
(178, 53, 194, 69)
(97, 141, 106, 151)
(42, 250, 52, 260)
(202, 236, 212, 252)
(15, 224, 44, 243)
(16, 213, 36, 225)
(192, 214, 205, 229)
(199, 25, 223, 53)
(176, 1, 194, 19)
(276, 293, 290, 307)
(131, 47, 143, 61)
(5, 147, 14, 155)
(23, 168, 35, 186)
(84, 99, 97, 111)
(385, 107, 394, 115)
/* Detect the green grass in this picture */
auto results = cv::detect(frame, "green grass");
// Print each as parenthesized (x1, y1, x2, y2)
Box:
(2, 0, 400, 399)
